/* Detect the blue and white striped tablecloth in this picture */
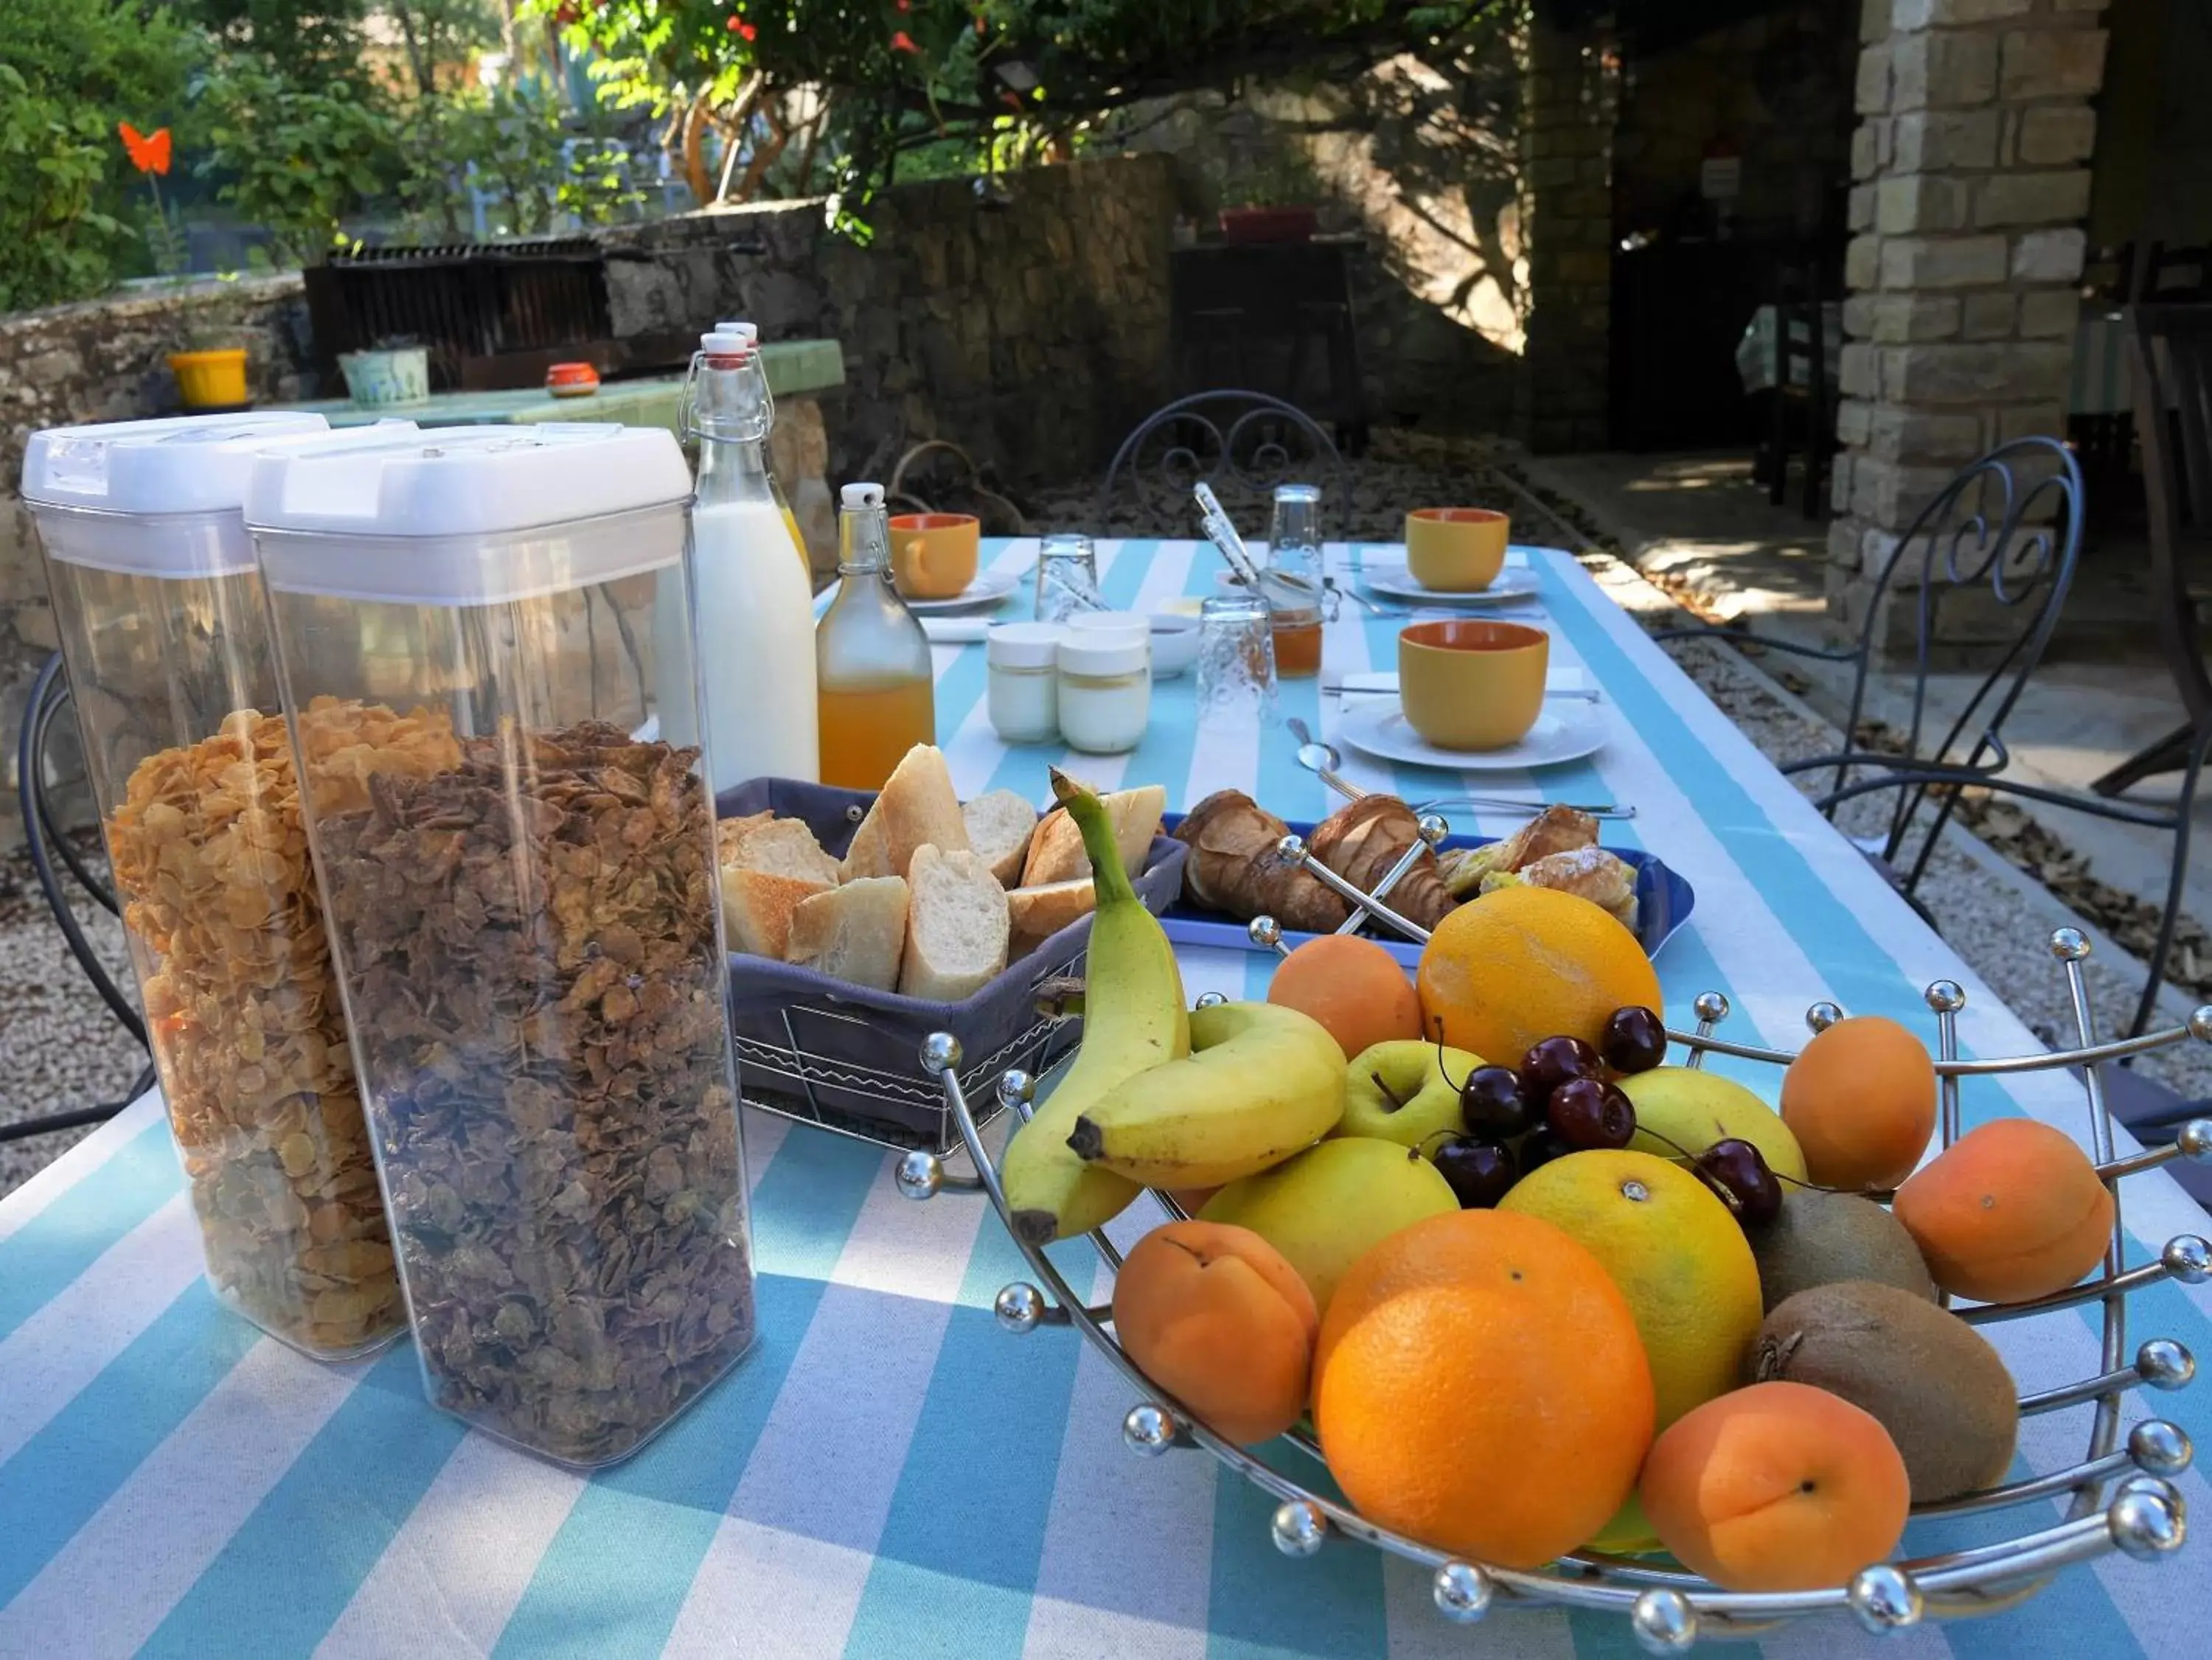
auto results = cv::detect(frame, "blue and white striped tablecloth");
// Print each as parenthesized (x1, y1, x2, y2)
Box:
(4, 541, 2208, 1658)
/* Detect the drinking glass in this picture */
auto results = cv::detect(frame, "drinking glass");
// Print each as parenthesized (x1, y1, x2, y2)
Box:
(1265, 484, 1326, 679)
(1196, 592, 1279, 732)
(1034, 532, 1102, 622)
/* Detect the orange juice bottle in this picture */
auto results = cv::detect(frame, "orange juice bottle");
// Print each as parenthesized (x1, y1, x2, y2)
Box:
(815, 482, 936, 789)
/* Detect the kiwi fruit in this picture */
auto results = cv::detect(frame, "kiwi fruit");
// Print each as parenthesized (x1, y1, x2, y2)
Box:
(1752, 1187, 1936, 1313)
(1753, 1280, 2017, 1502)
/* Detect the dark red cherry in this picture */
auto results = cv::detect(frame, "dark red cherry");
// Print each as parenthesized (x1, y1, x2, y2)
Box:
(1697, 1137, 1782, 1227)
(1458, 1065, 1535, 1140)
(1431, 1138, 1518, 1209)
(1600, 1005, 1668, 1075)
(1547, 1076, 1636, 1151)
(1517, 1127, 1572, 1178)
(1520, 1034, 1601, 1098)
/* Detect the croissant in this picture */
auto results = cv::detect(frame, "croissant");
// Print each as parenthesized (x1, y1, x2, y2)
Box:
(1307, 795, 1458, 932)
(1174, 790, 1351, 933)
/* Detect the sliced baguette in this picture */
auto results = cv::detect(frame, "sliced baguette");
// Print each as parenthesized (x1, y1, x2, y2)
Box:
(787, 876, 910, 991)
(726, 817, 841, 887)
(1021, 783, 1166, 885)
(842, 744, 968, 881)
(720, 868, 831, 960)
(898, 845, 1010, 1002)
(715, 810, 776, 863)
(1006, 878, 1096, 960)
(963, 788, 1039, 887)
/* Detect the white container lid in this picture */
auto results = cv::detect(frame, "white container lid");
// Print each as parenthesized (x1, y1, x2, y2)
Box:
(1064, 610, 1150, 643)
(247, 424, 693, 607)
(1058, 633, 1150, 677)
(987, 621, 1064, 669)
(21, 414, 386, 581)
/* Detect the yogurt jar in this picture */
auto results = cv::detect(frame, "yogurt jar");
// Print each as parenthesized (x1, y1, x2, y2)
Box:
(1056, 632, 1151, 755)
(987, 621, 1063, 743)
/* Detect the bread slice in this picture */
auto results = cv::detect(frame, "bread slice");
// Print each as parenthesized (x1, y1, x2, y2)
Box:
(1021, 784, 1166, 885)
(963, 789, 1038, 886)
(721, 868, 831, 960)
(1007, 878, 1096, 960)
(787, 876, 910, 991)
(724, 817, 841, 887)
(842, 744, 968, 881)
(715, 811, 776, 863)
(898, 845, 1010, 1002)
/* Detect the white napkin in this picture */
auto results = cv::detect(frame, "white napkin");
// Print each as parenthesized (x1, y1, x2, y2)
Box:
(1331, 666, 1593, 697)
(921, 616, 997, 644)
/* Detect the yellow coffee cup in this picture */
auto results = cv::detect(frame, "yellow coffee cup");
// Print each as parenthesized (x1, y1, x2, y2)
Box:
(1398, 618, 1549, 751)
(890, 512, 980, 600)
(1405, 507, 1511, 593)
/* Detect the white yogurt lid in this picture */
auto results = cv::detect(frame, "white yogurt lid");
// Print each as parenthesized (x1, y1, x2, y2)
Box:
(987, 621, 1065, 669)
(21, 411, 330, 518)
(1057, 633, 1150, 677)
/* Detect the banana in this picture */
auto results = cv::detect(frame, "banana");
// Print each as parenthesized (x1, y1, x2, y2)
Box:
(999, 770, 1189, 1244)
(1067, 1002, 1346, 1189)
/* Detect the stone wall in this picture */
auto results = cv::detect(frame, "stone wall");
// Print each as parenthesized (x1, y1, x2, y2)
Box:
(1831, 0, 2107, 651)
(600, 153, 1179, 487)
(1517, 17, 1619, 453)
(0, 275, 320, 835)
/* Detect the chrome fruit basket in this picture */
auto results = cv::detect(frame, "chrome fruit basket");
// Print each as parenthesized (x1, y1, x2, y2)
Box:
(896, 830, 2208, 1651)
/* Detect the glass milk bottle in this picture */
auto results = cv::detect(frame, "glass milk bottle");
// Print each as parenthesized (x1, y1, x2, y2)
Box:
(658, 324, 819, 792)
(714, 320, 811, 579)
(815, 482, 935, 789)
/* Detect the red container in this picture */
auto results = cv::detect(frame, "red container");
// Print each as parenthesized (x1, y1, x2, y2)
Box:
(1219, 206, 1318, 245)
(546, 360, 601, 397)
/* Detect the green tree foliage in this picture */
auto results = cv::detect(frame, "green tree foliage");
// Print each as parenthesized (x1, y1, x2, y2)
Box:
(0, 0, 202, 309)
(193, 60, 400, 267)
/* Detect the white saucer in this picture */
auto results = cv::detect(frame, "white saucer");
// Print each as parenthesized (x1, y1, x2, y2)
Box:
(1357, 564, 1543, 606)
(904, 571, 1021, 612)
(1336, 697, 1607, 772)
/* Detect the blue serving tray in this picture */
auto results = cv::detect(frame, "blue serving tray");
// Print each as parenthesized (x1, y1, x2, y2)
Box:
(1156, 811, 1694, 967)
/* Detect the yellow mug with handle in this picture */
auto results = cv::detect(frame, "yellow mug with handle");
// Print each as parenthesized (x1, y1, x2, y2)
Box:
(889, 513, 980, 601)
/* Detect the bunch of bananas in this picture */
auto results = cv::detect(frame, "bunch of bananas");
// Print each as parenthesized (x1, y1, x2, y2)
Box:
(1002, 773, 1346, 1244)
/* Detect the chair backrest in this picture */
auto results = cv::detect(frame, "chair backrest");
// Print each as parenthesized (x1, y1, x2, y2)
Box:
(2129, 305, 2212, 723)
(1829, 436, 2085, 855)
(1095, 390, 1348, 537)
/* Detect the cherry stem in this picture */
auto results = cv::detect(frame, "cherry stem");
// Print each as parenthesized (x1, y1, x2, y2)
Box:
(1370, 1071, 1407, 1112)
(1428, 1016, 1468, 1093)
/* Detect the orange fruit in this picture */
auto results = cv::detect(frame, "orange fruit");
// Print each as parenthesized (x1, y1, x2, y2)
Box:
(1780, 1016, 1937, 1190)
(1113, 1221, 1318, 1445)
(1893, 1118, 2115, 1303)
(1416, 885, 1662, 1067)
(1312, 1209, 1655, 1569)
(1639, 1381, 1910, 1591)
(1267, 935, 1422, 1061)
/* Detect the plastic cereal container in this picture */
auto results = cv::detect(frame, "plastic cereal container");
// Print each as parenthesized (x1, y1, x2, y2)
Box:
(20, 411, 414, 1360)
(246, 423, 757, 1468)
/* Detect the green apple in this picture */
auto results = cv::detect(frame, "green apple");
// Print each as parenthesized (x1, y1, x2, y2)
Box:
(1201, 1137, 1460, 1314)
(1338, 1039, 1485, 1150)
(1621, 1067, 1808, 1184)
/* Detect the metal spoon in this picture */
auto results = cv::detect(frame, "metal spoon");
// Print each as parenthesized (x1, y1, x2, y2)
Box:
(1287, 716, 1365, 803)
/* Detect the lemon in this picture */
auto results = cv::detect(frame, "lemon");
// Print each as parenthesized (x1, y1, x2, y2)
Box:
(1499, 1149, 1764, 1553)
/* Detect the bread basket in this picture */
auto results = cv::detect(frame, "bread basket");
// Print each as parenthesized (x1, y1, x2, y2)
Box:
(715, 778, 1187, 1150)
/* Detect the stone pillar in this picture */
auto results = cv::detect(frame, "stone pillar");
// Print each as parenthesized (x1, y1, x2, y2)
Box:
(1832, 0, 2107, 650)
(1517, 18, 1618, 453)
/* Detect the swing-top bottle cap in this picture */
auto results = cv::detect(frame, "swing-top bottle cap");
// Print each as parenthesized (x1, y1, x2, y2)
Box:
(713, 321, 759, 345)
(841, 482, 885, 511)
(700, 325, 754, 358)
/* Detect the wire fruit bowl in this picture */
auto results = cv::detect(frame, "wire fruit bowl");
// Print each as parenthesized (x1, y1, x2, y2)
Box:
(896, 827, 2211, 1650)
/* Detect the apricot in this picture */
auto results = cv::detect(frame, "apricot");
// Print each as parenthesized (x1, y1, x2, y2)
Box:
(1110, 1220, 1319, 1445)
(1780, 1015, 1936, 1190)
(1268, 935, 1422, 1061)
(1639, 1381, 1910, 1591)
(1893, 1118, 2115, 1304)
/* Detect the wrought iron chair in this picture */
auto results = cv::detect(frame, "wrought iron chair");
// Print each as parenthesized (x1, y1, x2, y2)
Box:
(1095, 390, 1349, 537)
(1659, 438, 2202, 1033)
(7, 653, 153, 1147)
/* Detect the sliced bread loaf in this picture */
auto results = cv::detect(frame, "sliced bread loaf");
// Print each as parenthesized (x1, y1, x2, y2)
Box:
(898, 844, 1010, 1002)
(1021, 783, 1166, 885)
(844, 744, 968, 881)
(721, 868, 831, 960)
(787, 876, 911, 991)
(1006, 877, 1096, 960)
(963, 788, 1038, 886)
(724, 817, 841, 887)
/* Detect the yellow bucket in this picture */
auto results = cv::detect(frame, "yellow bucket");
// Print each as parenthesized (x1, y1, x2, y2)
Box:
(168, 348, 249, 410)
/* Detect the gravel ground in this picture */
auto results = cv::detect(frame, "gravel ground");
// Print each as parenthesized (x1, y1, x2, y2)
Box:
(0, 834, 147, 1196)
(2, 428, 2199, 1198)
